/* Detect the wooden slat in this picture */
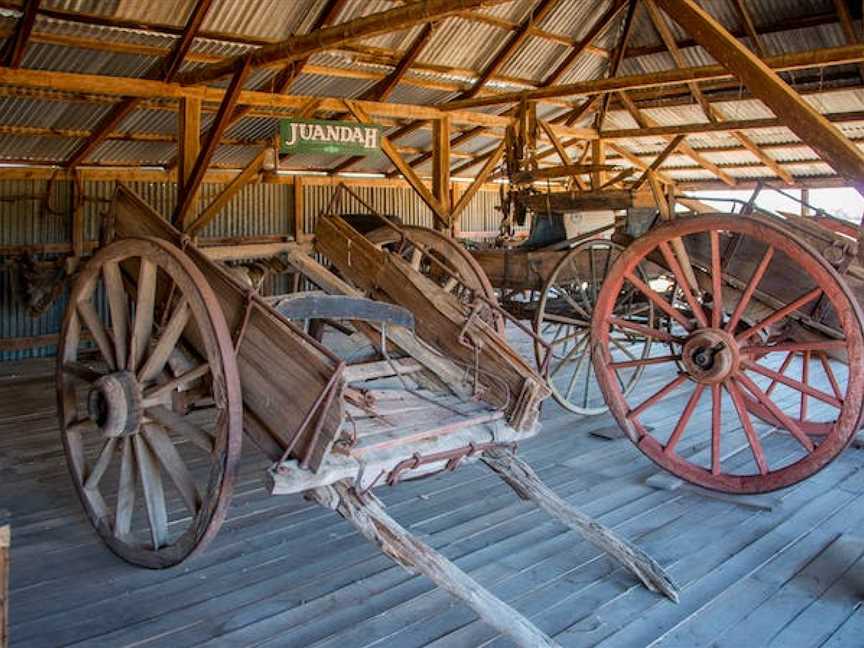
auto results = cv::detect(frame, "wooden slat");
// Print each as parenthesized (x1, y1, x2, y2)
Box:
(0, 525, 7, 648)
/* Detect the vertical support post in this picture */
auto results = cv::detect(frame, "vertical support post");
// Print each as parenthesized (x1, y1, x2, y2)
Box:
(432, 116, 451, 232)
(178, 96, 201, 198)
(67, 174, 84, 273)
(591, 139, 606, 189)
(293, 175, 305, 243)
(0, 525, 8, 648)
(801, 188, 810, 217)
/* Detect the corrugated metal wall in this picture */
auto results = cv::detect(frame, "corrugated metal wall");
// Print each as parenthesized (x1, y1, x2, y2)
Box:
(0, 179, 499, 361)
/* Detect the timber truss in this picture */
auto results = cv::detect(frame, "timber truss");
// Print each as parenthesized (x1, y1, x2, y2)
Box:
(0, 0, 863, 230)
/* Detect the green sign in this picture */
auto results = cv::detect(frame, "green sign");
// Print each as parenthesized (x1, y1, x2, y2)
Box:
(280, 119, 382, 156)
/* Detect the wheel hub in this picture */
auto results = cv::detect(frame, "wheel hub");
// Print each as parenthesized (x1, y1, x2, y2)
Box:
(88, 371, 143, 437)
(681, 328, 739, 384)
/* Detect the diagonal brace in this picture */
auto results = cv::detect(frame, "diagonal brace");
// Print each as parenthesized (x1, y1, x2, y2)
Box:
(481, 449, 679, 602)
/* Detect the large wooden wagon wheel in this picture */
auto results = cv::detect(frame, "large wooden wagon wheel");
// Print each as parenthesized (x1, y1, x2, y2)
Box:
(367, 225, 505, 335)
(592, 215, 864, 494)
(533, 239, 655, 415)
(56, 237, 243, 568)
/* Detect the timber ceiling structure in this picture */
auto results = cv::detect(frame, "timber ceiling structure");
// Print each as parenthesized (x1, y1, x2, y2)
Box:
(0, 0, 862, 194)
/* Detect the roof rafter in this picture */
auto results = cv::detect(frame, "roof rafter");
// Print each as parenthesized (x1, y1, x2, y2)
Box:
(1, 0, 40, 68)
(65, 0, 214, 169)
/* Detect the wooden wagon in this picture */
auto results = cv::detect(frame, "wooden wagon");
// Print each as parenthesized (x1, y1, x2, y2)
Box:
(54, 185, 677, 647)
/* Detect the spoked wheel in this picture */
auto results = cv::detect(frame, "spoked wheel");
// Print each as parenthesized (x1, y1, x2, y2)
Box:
(366, 225, 505, 335)
(592, 215, 864, 494)
(57, 237, 243, 568)
(533, 239, 654, 415)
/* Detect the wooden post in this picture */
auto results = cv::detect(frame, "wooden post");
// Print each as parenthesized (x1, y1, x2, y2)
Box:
(293, 175, 305, 242)
(481, 451, 679, 602)
(177, 96, 201, 194)
(432, 116, 451, 231)
(307, 482, 560, 648)
(0, 525, 8, 648)
(802, 188, 810, 217)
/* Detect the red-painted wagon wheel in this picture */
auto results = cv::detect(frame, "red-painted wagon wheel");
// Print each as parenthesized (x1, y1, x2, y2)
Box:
(533, 239, 655, 415)
(57, 237, 243, 568)
(367, 225, 505, 335)
(591, 215, 864, 494)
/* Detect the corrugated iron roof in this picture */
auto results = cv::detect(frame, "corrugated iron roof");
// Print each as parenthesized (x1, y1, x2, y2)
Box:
(0, 0, 855, 184)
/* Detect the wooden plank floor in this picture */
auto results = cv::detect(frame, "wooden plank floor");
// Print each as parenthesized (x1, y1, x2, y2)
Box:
(3, 338, 864, 648)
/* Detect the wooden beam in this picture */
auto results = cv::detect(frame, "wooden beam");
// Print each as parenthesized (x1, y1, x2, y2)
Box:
(186, 147, 268, 236)
(432, 116, 451, 219)
(178, 97, 201, 192)
(173, 58, 252, 229)
(645, 0, 789, 184)
(606, 141, 675, 184)
(307, 482, 559, 648)
(451, 140, 506, 223)
(458, 0, 561, 100)
(654, 0, 864, 194)
(345, 100, 449, 227)
(729, 0, 765, 58)
(65, 0, 212, 168)
(361, 22, 435, 101)
(632, 134, 685, 191)
(833, 0, 864, 82)
(442, 44, 864, 110)
(176, 0, 513, 85)
(595, 0, 639, 131)
(618, 90, 736, 187)
(541, 0, 628, 87)
(1, 0, 39, 67)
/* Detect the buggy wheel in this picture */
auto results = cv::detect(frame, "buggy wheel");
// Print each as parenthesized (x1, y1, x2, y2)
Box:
(591, 215, 864, 494)
(534, 239, 654, 415)
(57, 237, 243, 568)
(367, 225, 505, 335)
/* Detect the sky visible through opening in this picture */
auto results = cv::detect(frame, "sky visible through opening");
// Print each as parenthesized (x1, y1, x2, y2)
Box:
(685, 188, 864, 223)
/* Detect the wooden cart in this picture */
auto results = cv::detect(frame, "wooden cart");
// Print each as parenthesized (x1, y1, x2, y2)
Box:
(55, 185, 677, 647)
(586, 202, 864, 495)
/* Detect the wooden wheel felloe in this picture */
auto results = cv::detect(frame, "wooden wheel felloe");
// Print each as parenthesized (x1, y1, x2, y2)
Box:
(533, 239, 654, 415)
(591, 215, 864, 494)
(57, 237, 243, 568)
(366, 225, 505, 335)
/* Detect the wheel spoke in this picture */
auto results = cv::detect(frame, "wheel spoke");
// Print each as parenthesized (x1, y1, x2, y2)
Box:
(62, 361, 105, 384)
(741, 340, 846, 356)
(138, 300, 191, 383)
(736, 373, 814, 452)
(609, 335, 638, 360)
(563, 343, 588, 401)
(115, 438, 136, 539)
(800, 351, 810, 421)
(103, 261, 129, 371)
(735, 287, 822, 343)
(561, 291, 591, 321)
(129, 258, 157, 372)
(725, 379, 769, 475)
(625, 271, 693, 331)
(743, 360, 842, 409)
(84, 437, 118, 491)
(664, 384, 705, 456)
(710, 230, 723, 328)
(146, 405, 215, 454)
(550, 335, 589, 378)
(726, 246, 774, 333)
(610, 355, 680, 370)
(142, 424, 201, 514)
(711, 384, 722, 475)
(609, 317, 683, 344)
(658, 241, 708, 327)
(766, 351, 795, 397)
(819, 352, 843, 401)
(143, 363, 211, 404)
(627, 373, 688, 420)
(133, 434, 168, 550)
(77, 300, 116, 370)
(542, 312, 590, 327)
